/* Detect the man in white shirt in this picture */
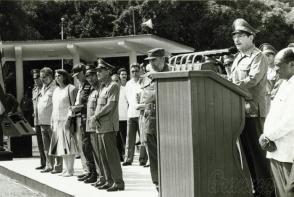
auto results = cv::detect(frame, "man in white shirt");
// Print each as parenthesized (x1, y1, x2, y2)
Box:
(117, 68, 128, 161)
(260, 47, 294, 197)
(122, 64, 147, 166)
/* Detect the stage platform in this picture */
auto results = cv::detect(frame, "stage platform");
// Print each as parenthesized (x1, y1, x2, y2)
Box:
(0, 157, 157, 197)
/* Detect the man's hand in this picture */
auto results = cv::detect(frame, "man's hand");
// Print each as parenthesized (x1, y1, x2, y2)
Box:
(259, 134, 277, 152)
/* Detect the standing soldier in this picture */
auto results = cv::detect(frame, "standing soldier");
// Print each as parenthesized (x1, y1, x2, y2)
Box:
(230, 18, 274, 196)
(94, 59, 124, 192)
(71, 64, 97, 183)
(31, 69, 46, 170)
(142, 48, 170, 192)
(259, 43, 279, 114)
(84, 64, 105, 188)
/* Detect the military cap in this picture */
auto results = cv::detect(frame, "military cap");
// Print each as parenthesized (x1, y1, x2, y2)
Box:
(96, 58, 115, 70)
(85, 64, 97, 76)
(72, 63, 86, 77)
(31, 69, 40, 79)
(259, 43, 277, 55)
(144, 48, 165, 60)
(232, 18, 258, 36)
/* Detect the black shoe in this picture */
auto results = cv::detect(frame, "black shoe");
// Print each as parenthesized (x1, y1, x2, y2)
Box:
(92, 181, 106, 187)
(122, 161, 132, 166)
(35, 166, 45, 170)
(77, 173, 88, 179)
(40, 168, 52, 173)
(78, 174, 90, 181)
(144, 163, 150, 167)
(98, 183, 112, 190)
(84, 175, 97, 184)
(139, 162, 146, 166)
(51, 170, 62, 174)
(107, 183, 125, 192)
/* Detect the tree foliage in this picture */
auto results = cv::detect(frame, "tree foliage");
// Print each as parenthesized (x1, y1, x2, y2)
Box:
(1, 0, 294, 51)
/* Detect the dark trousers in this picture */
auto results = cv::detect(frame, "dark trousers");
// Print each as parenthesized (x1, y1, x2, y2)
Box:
(90, 132, 105, 181)
(98, 131, 124, 186)
(146, 133, 158, 186)
(35, 125, 46, 167)
(81, 129, 96, 175)
(270, 159, 294, 197)
(117, 120, 127, 161)
(0, 116, 3, 149)
(241, 118, 275, 197)
(125, 117, 148, 163)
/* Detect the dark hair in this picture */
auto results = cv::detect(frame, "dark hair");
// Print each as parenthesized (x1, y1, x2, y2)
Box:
(130, 63, 140, 70)
(40, 67, 53, 77)
(117, 68, 127, 75)
(55, 69, 70, 86)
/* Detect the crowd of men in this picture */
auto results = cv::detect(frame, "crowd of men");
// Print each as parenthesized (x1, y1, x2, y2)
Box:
(31, 48, 166, 192)
(27, 17, 294, 196)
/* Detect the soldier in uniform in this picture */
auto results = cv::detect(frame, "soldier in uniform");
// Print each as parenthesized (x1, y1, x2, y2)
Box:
(259, 43, 281, 114)
(31, 69, 46, 170)
(94, 59, 124, 192)
(84, 64, 105, 188)
(230, 18, 274, 197)
(142, 48, 170, 192)
(71, 64, 97, 183)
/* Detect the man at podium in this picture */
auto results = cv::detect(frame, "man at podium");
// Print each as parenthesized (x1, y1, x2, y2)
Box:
(230, 18, 274, 197)
(142, 48, 170, 192)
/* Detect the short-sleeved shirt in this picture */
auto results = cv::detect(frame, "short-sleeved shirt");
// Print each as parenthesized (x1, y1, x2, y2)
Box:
(231, 46, 268, 117)
(86, 89, 99, 132)
(95, 80, 120, 133)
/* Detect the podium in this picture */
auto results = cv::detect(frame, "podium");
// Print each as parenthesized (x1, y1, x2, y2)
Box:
(152, 71, 253, 197)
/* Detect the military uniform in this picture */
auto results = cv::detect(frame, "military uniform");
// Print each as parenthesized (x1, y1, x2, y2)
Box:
(75, 81, 96, 178)
(141, 64, 170, 189)
(231, 19, 274, 197)
(94, 59, 124, 191)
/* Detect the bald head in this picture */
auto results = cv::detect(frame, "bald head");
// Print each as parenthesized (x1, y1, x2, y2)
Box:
(274, 48, 294, 80)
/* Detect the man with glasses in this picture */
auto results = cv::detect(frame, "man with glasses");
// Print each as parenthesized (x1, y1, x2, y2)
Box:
(230, 18, 274, 197)
(38, 67, 62, 173)
(122, 63, 147, 166)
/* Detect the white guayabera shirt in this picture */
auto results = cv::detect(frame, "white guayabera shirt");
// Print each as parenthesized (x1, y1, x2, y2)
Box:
(263, 76, 294, 163)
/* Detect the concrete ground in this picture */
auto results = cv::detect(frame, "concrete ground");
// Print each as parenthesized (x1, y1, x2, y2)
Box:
(0, 157, 158, 197)
(0, 173, 45, 197)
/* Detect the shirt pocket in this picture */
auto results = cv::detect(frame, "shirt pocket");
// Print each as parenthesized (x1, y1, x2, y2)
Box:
(237, 61, 251, 79)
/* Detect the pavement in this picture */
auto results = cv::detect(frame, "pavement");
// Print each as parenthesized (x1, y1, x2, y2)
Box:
(0, 157, 158, 197)
(0, 173, 45, 197)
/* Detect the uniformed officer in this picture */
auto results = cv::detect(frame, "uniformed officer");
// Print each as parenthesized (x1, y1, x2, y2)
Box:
(259, 43, 282, 113)
(84, 64, 106, 188)
(71, 63, 97, 183)
(230, 18, 275, 197)
(94, 58, 124, 192)
(31, 69, 46, 170)
(142, 48, 170, 192)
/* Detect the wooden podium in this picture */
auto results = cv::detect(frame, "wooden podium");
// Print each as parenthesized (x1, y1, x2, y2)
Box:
(152, 71, 253, 197)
